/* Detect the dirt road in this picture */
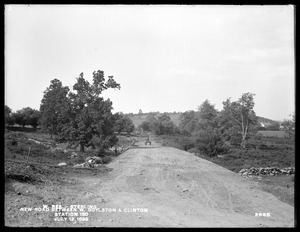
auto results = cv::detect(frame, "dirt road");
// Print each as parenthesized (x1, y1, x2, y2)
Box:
(57, 140, 293, 227)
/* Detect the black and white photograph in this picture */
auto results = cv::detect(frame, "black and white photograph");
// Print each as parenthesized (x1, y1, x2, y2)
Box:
(4, 5, 295, 227)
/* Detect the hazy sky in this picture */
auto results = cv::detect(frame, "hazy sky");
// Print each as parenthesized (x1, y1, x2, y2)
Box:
(5, 5, 295, 121)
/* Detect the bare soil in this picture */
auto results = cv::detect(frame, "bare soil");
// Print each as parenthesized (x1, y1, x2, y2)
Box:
(5, 138, 294, 227)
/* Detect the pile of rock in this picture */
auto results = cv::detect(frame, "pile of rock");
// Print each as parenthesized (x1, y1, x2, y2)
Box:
(58, 162, 67, 167)
(74, 156, 102, 168)
(70, 152, 78, 159)
(108, 145, 125, 154)
(239, 167, 295, 178)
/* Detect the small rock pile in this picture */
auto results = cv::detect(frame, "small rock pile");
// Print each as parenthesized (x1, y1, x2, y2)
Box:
(70, 152, 78, 159)
(74, 156, 102, 168)
(239, 167, 295, 178)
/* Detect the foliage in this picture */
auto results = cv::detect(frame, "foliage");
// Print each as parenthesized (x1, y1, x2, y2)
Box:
(11, 107, 40, 128)
(40, 79, 70, 136)
(266, 122, 280, 131)
(138, 121, 152, 133)
(282, 112, 295, 139)
(219, 93, 257, 148)
(39, 70, 121, 156)
(5, 105, 15, 125)
(178, 110, 199, 135)
(138, 113, 176, 135)
(194, 127, 230, 157)
(113, 113, 135, 134)
(190, 100, 228, 157)
(101, 156, 113, 164)
(154, 113, 176, 135)
(158, 135, 195, 151)
(58, 71, 120, 154)
(197, 99, 218, 121)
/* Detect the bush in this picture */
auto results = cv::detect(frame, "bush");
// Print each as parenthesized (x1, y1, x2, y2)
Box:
(194, 129, 229, 157)
(76, 155, 85, 164)
(102, 156, 113, 164)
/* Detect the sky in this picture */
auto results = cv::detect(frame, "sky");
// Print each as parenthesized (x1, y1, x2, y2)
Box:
(5, 5, 295, 121)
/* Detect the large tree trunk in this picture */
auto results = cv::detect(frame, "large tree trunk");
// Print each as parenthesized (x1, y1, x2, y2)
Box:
(241, 133, 247, 149)
(240, 139, 246, 149)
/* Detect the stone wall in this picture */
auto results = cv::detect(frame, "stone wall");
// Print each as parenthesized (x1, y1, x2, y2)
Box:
(239, 167, 295, 179)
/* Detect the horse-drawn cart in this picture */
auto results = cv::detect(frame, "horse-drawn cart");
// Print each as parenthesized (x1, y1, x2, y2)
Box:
(145, 136, 151, 145)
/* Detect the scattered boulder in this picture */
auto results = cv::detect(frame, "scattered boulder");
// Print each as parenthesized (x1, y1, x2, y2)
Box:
(58, 162, 67, 167)
(74, 156, 103, 168)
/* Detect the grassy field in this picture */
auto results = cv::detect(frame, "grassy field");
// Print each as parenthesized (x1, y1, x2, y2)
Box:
(156, 134, 295, 171)
(257, 130, 286, 138)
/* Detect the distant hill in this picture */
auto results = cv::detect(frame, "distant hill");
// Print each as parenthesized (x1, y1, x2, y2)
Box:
(126, 112, 279, 129)
(256, 116, 280, 128)
(256, 116, 280, 124)
(125, 112, 182, 128)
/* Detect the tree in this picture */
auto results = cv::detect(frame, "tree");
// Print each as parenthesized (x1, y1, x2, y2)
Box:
(265, 122, 280, 131)
(5, 105, 14, 126)
(57, 70, 120, 154)
(12, 109, 27, 127)
(282, 112, 295, 139)
(198, 99, 218, 121)
(196, 99, 218, 131)
(40, 79, 70, 137)
(194, 128, 229, 157)
(152, 113, 175, 135)
(220, 93, 257, 149)
(27, 109, 40, 128)
(179, 110, 199, 135)
(139, 114, 157, 133)
(192, 100, 229, 156)
(138, 113, 176, 135)
(123, 116, 135, 134)
(11, 107, 40, 128)
(113, 113, 135, 134)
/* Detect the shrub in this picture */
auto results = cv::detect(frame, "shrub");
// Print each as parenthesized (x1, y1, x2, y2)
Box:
(194, 129, 229, 157)
(102, 156, 113, 164)
(76, 155, 85, 164)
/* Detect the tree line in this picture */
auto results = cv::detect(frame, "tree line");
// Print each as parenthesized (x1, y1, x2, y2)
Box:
(5, 106, 40, 128)
(5, 69, 135, 156)
(138, 93, 295, 156)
